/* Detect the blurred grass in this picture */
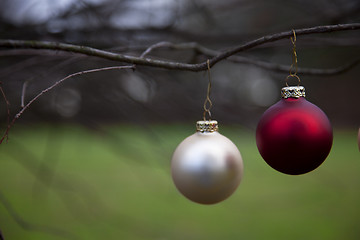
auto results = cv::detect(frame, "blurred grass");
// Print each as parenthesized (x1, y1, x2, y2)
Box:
(0, 124, 359, 240)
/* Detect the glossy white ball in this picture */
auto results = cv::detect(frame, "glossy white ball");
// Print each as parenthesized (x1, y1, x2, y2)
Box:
(171, 131, 243, 204)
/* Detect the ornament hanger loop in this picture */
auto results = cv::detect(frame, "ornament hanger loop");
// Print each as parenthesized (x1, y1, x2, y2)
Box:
(285, 29, 301, 87)
(203, 59, 213, 121)
(285, 74, 301, 87)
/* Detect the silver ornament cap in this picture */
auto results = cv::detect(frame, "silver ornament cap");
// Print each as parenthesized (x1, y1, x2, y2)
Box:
(281, 86, 306, 99)
(171, 120, 243, 204)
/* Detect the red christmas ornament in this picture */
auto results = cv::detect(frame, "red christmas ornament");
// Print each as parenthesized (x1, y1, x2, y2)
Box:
(256, 86, 333, 175)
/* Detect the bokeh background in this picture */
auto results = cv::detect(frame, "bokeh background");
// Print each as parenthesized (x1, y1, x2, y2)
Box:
(0, 0, 359, 239)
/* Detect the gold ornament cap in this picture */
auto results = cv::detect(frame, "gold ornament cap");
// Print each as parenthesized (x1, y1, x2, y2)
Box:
(196, 120, 219, 133)
(281, 86, 306, 99)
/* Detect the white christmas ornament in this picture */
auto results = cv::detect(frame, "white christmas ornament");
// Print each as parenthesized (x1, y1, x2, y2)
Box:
(171, 120, 243, 204)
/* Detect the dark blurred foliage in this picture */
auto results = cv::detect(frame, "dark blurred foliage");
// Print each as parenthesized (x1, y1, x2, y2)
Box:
(0, 0, 360, 128)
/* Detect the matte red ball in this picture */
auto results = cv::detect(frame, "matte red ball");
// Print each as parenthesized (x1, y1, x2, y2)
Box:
(256, 97, 333, 175)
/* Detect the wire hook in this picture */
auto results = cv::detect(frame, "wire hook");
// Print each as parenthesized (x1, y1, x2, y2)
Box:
(203, 60, 213, 121)
(286, 29, 301, 86)
(290, 29, 298, 76)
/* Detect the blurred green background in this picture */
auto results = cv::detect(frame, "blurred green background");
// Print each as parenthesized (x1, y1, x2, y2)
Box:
(0, 124, 359, 240)
(1, 0, 360, 239)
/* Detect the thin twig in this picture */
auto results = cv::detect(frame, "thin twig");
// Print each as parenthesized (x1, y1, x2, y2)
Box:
(133, 41, 173, 69)
(0, 23, 359, 71)
(0, 65, 134, 144)
(19, 56, 82, 108)
(139, 41, 173, 58)
(15, 65, 133, 119)
(20, 81, 28, 108)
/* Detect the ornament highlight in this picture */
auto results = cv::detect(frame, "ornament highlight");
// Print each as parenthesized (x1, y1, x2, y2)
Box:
(171, 120, 243, 204)
(256, 86, 333, 175)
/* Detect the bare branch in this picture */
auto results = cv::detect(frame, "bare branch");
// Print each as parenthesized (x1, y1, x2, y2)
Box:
(0, 65, 134, 144)
(20, 81, 28, 108)
(0, 23, 359, 142)
(0, 23, 359, 71)
(129, 41, 360, 76)
(209, 23, 360, 67)
(16, 65, 133, 118)
(0, 39, 200, 70)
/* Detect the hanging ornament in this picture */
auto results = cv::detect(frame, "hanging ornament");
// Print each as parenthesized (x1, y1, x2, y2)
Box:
(256, 30, 333, 175)
(171, 61, 244, 204)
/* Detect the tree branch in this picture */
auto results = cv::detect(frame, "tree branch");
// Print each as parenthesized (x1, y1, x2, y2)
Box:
(134, 41, 360, 75)
(0, 23, 359, 72)
(0, 65, 134, 144)
(209, 23, 360, 67)
(0, 23, 359, 142)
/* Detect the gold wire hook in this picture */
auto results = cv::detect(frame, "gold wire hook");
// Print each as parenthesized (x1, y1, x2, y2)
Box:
(203, 59, 213, 121)
(290, 29, 298, 76)
(291, 29, 296, 43)
(286, 29, 301, 86)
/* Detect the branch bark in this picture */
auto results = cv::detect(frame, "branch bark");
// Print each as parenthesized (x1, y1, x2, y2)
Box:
(0, 23, 359, 72)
